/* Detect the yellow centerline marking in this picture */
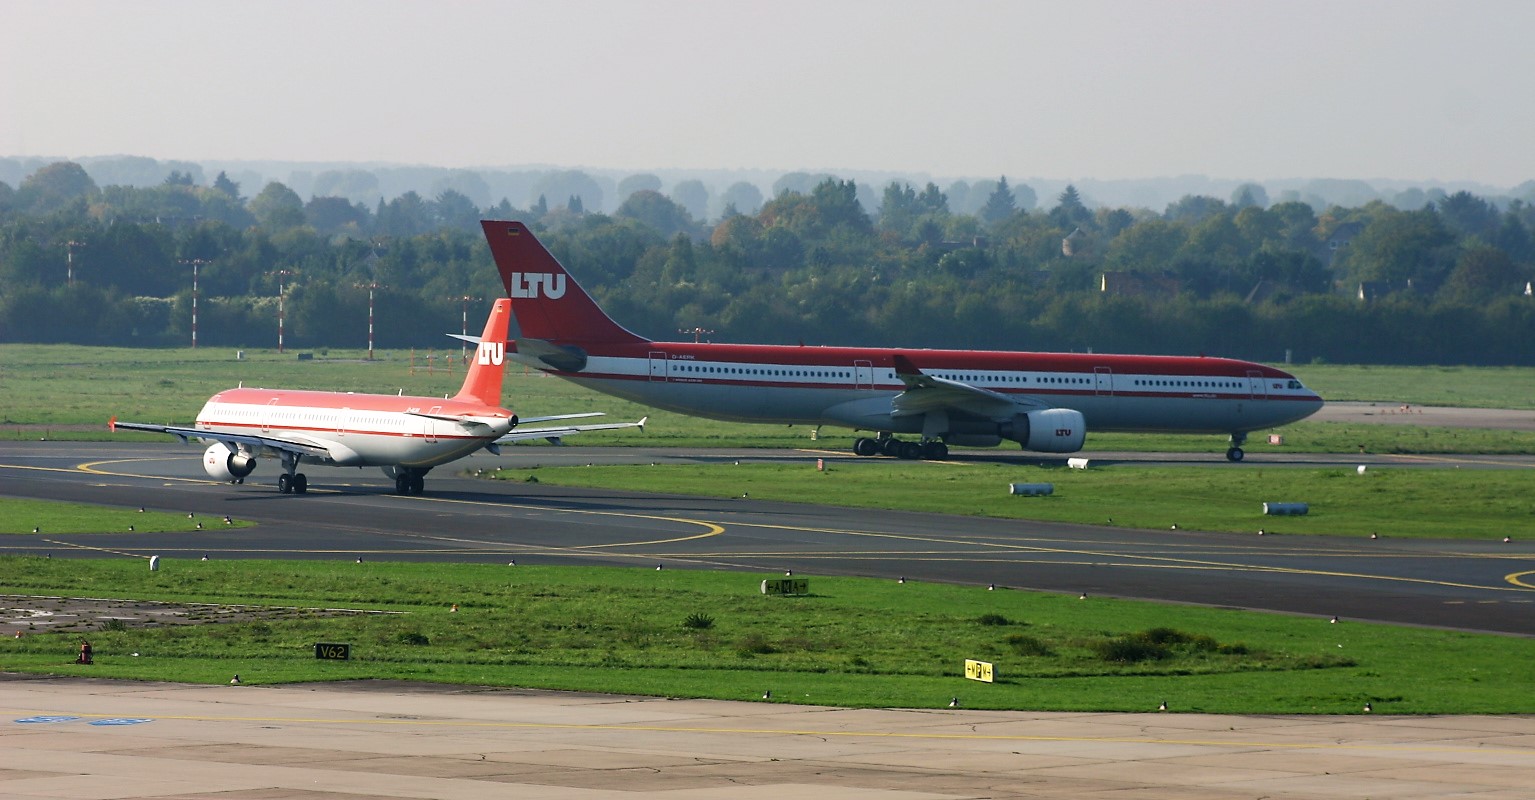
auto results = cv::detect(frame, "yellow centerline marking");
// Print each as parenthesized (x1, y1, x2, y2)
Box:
(20, 710, 1531, 756)
(20, 455, 1531, 594)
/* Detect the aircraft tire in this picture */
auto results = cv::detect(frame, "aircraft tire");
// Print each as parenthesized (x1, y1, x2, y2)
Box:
(409, 474, 425, 495)
(853, 437, 880, 457)
(881, 438, 903, 457)
(394, 474, 409, 495)
(277, 474, 292, 494)
(1226, 447, 1245, 462)
(294, 474, 308, 494)
(921, 441, 948, 460)
(898, 441, 923, 460)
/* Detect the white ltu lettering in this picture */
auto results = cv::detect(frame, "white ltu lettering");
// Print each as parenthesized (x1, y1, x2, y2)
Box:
(477, 341, 505, 366)
(510, 272, 567, 300)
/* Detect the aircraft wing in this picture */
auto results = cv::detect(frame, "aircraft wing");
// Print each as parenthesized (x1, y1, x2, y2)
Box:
(494, 417, 647, 446)
(888, 355, 1041, 419)
(108, 417, 334, 460)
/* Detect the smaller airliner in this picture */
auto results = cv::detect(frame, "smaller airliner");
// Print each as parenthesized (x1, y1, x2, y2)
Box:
(481, 220, 1323, 461)
(110, 298, 643, 495)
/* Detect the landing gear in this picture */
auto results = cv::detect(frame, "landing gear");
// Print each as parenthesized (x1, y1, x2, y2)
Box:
(1226, 432, 1247, 462)
(852, 435, 948, 460)
(393, 469, 426, 495)
(276, 454, 308, 494)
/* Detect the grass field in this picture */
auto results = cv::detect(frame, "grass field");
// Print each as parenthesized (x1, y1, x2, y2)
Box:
(5, 557, 1532, 714)
(0, 497, 254, 535)
(3, 344, 1533, 453)
(494, 462, 1533, 539)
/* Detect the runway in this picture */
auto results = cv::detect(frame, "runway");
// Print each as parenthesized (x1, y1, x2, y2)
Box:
(4, 442, 1534, 636)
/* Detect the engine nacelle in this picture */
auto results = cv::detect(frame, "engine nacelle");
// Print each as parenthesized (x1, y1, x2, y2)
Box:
(1002, 408, 1087, 453)
(203, 442, 256, 482)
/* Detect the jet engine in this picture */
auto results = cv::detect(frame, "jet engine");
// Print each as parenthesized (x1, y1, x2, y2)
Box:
(202, 441, 256, 482)
(1001, 408, 1087, 453)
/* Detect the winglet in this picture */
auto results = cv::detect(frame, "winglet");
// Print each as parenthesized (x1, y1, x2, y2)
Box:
(108, 416, 116, 432)
(637, 416, 648, 432)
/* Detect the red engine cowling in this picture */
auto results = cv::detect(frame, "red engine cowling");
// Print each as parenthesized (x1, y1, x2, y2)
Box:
(203, 442, 256, 481)
(1004, 408, 1087, 453)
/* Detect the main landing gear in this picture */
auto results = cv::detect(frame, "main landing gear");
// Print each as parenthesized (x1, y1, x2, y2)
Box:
(276, 453, 309, 494)
(393, 468, 427, 496)
(1226, 432, 1247, 462)
(853, 435, 948, 460)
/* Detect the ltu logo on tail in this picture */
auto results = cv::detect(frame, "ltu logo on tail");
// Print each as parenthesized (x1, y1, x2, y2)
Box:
(477, 341, 504, 366)
(510, 272, 566, 300)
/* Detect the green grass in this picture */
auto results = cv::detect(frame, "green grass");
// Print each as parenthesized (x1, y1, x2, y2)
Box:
(3, 344, 1532, 453)
(0, 497, 253, 535)
(4, 557, 1531, 714)
(496, 462, 1535, 539)
(1289, 364, 1535, 409)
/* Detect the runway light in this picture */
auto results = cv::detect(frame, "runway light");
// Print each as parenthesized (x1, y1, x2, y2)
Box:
(356, 557, 363, 563)
(1331, 615, 1339, 623)
(656, 564, 663, 570)
(128, 526, 134, 532)
(1504, 536, 1512, 543)
(785, 570, 792, 576)
(223, 515, 232, 525)
(201, 555, 208, 561)
(762, 691, 771, 700)
(230, 674, 241, 685)
(508, 560, 516, 566)
(1159, 701, 1167, 711)
(1080, 592, 1088, 600)
(1370, 532, 1379, 539)
(988, 583, 996, 591)
(195, 522, 203, 530)
(138, 507, 145, 512)
(897, 576, 905, 584)
(188, 513, 195, 519)
(32, 527, 39, 533)
(1363, 702, 1372, 713)
(1170, 524, 1178, 530)
(1257, 529, 1265, 535)
(948, 697, 959, 708)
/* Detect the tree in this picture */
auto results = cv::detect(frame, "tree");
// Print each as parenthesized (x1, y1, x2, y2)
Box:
(1230, 183, 1269, 208)
(1440, 246, 1522, 305)
(16, 162, 98, 214)
(1049, 184, 1092, 230)
(980, 176, 1017, 226)
(1338, 207, 1455, 285)
(617, 173, 662, 201)
(1436, 191, 1498, 238)
(616, 190, 694, 238)
(533, 170, 602, 213)
(311, 169, 379, 205)
(212, 171, 242, 199)
(305, 196, 369, 236)
(248, 182, 306, 230)
(429, 170, 492, 209)
(671, 179, 710, 221)
(1164, 194, 1227, 224)
(720, 181, 763, 215)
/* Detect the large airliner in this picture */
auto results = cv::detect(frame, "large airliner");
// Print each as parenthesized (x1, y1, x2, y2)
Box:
(481, 220, 1323, 461)
(110, 298, 642, 495)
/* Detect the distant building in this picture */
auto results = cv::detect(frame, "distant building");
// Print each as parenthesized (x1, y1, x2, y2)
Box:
(1062, 227, 1089, 257)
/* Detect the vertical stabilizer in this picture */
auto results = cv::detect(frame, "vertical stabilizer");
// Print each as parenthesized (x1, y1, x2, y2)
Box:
(480, 220, 649, 345)
(452, 298, 513, 407)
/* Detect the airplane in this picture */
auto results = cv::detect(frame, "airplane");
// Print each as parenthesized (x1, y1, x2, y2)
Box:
(110, 298, 644, 495)
(479, 219, 1324, 462)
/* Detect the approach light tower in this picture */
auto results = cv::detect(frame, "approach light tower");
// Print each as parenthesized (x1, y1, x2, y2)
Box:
(449, 295, 484, 362)
(355, 281, 385, 360)
(270, 269, 297, 353)
(65, 241, 86, 287)
(178, 258, 210, 348)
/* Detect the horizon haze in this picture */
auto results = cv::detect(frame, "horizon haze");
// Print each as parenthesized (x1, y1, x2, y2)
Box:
(4, 1, 1534, 188)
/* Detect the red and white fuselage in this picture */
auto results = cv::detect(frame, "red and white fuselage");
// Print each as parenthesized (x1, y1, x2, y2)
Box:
(190, 387, 514, 470)
(483, 220, 1323, 460)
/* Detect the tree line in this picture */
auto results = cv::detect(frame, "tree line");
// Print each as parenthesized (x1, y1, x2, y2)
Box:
(1, 161, 1531, 365)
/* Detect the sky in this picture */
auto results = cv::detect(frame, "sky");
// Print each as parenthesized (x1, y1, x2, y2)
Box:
(4, 0, 1533, 187)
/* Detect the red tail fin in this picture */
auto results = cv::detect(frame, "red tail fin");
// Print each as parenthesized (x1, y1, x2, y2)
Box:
(452, 298, 513, 407)
(480, 220, 648, 345)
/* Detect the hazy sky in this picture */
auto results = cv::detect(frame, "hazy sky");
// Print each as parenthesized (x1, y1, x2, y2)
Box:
(5, 0, 1532, 186)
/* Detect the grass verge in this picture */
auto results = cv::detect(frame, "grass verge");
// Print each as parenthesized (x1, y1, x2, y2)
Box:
(4, 557, 1532, 714)
(0, 497, 253, 535)
(493, 462, 1534, 539)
